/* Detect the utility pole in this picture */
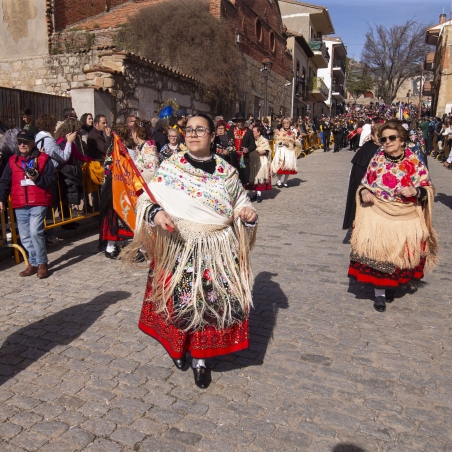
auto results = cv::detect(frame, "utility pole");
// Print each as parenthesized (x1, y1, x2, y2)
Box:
(418, 63, 424, 120)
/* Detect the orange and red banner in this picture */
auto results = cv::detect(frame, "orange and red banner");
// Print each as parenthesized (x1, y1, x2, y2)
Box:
(111, 134, 143, 231)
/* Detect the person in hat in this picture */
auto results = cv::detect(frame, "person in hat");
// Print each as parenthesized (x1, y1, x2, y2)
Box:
(172, 109, 188, 144)
(227, 112, 256, 186)
(0, 130, 57, 278)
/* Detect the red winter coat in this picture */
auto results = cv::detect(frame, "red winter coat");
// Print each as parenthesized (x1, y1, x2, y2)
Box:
(0, 151, 57, 209)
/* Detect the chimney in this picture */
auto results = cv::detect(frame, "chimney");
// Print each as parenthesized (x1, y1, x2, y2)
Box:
(440, 13, 447, 24)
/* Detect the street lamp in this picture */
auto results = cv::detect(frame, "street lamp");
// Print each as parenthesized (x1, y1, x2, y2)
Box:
(261, 58, 273, 119)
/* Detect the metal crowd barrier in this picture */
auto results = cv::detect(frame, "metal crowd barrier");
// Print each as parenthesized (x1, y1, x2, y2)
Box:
(0, 169, 101, 265)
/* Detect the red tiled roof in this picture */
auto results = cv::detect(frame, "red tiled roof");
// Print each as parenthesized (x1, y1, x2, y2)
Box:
(67, 0, 168, 31)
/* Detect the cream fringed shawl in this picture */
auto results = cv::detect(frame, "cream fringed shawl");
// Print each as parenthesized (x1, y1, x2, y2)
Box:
(123, 153, 257, 332)
(351, 186, 438, 273)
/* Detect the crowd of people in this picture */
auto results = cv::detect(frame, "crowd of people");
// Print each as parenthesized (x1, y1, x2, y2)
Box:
(0, 99, 445, 388)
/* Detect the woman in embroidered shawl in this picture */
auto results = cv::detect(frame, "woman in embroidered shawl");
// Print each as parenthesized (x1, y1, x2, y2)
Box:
(271, 118, 301, 188)
(124, 114, 257, 389)
(348, 121, 438, 313)
(247, 124, 272, 203)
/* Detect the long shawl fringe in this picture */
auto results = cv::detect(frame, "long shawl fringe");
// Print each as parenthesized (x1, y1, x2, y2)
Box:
(351, 186, 438, 273)
(121, 193, 256, 332)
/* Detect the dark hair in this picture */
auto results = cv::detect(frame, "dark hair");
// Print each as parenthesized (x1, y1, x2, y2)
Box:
(35, 114, 56, 133)
(188, 114, 215, 135)
(155, 118, 169, 133)
(253, 125, 264, 136)
(54, 118, 81, 141)
(378, 120, 409, 143)
(133, 118, 153, 141)
(94, 114, 106, 125)
(216, 120, 227, 129)
(80, 113, 93, 130)
(20, 108, 32, 116)
(112, 123, 130, 142)
(63, 108, 75, 119)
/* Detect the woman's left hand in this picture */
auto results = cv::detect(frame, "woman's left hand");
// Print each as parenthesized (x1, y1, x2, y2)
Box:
(239, 207, 257, 223)
(399, 186, 417, 197)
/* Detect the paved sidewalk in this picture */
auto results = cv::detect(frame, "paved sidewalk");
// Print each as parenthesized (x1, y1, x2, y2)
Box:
(0, 150, 451, 451)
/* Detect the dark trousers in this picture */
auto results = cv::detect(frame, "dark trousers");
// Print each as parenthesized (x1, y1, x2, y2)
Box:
(334, 133, 343, 152)
(323, 131, 331, 151)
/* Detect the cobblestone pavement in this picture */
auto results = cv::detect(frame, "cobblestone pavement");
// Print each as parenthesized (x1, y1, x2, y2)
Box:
(0, 149, 452, 452)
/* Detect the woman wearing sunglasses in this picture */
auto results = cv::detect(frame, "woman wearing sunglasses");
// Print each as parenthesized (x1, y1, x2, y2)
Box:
(348, 120, 438, 312)
(123, 114, 257, 389)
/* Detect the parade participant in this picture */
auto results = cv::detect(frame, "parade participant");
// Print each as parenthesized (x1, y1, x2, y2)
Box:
(271, 118, 300, 187)
(123, 114, 257, 389)
(214, 120, 234, 163)
(321, 117, 332, 151)
(172, 109, 188, 144)
(248, 125, 272, 203)
(0, 130, 57, 278)
(342, 124, 381, 230)
(348, 121, 438, 312)
(159, 129, 186, 163)
(132, 119, 160, 184)
(262, 117, 273, 140)
(227, 112, 256, 186)
(99, 124, 135, 259)
(332, 119, 343, 152)
(407, 129, 427, 167)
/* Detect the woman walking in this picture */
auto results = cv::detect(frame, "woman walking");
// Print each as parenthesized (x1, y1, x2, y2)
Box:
(348, 121, 438, 312)
(124, 114, 257, 389)
(271, 118, 300, 187)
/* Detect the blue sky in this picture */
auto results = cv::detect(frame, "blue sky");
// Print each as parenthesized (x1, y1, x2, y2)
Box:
(321, 0, 450, 60)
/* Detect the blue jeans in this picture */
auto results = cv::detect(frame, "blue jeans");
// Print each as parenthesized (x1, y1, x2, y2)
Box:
(15, 206, 48, 266)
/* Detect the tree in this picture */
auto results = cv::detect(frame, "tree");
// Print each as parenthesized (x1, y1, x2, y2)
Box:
(115, 0, 246, 113)
(362, 19, 429, 105)
(346, 59, 374, 100)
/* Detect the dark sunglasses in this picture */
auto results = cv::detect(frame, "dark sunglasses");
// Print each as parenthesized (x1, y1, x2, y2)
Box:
(380, 135, 399, 144)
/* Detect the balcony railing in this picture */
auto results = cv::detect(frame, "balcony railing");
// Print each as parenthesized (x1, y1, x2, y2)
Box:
(308, 40, 330, 64)
(308, 76, 329, 98)
(333, 59, 346, 73)
(332, 85, 345, 97)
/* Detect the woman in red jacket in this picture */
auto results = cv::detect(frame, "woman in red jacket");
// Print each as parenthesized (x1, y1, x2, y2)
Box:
(0, 130, 57, 278)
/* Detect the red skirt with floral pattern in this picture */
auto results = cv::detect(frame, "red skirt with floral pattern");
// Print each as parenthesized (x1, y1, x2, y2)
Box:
(138, 276, 249, 359)
(348, 257, 426, 289)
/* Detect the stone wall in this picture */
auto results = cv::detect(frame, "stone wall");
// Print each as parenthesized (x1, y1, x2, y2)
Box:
(0, 48, 210, 121)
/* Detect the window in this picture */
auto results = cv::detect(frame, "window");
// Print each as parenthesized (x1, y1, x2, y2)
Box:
(255, 18, 263, 42)
(269, 31, 276, 53)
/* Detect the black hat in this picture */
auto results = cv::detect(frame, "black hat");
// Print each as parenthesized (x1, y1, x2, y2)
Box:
(233, 112, 246, 120)
(16, 130, 35, 142)
(176, 109, 188, 118)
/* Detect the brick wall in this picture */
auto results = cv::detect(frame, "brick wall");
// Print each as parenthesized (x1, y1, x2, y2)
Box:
(54, 0, 130, 30)
(210, 0, 291, 80)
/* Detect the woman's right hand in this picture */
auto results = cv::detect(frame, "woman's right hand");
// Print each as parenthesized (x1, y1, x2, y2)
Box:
(153, 210, 175, 232)
(361, 189, 375, 204)
(66, 132, 77, 143)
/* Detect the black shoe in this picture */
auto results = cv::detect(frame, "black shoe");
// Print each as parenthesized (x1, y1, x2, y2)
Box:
(256, 195, 262, 203)
(385, 289, 396, 303)
(172, 356, 187, 370)
(282, 183, 288, 188)
(105, 247, 120, 259)
(249, 194, 257, 201)
(134, 250, 146, 263)
(276, 181, 282, 188)
(373, 296, 386, 312)
(192, 366, 211, 389)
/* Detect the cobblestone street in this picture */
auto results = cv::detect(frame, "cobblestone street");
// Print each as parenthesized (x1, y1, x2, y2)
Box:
(0, 149, 452, 451)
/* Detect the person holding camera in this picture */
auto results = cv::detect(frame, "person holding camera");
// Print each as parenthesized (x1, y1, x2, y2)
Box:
(0, 130, 57, 278)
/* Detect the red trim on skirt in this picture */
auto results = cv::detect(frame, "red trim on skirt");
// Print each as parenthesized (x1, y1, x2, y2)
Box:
(348, 258, 426, 289)
(138, 279, 249, 359)
(245, 181, 272, 191)
(277, 170, 297, 175)
(100, 214, 133, 241)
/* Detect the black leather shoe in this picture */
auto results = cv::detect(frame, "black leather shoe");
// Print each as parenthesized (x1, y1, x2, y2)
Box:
(192, 366, 211, 389)
(172, 356, 186, 370)
(105, 247, 120, 259)
(374, 296, 386, 312)
(256, 195, 262, 203)
(385, 289, 396, 303)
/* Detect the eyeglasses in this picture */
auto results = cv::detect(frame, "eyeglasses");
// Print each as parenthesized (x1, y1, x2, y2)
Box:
(380, 135, 399, 144)
(168, 135, 178, 139)
(185, 126, 210, 137)
(17, 140, 29, 145)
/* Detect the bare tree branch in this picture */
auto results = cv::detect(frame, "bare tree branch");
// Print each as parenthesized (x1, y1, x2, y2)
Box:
(362, 19, 431, 104)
